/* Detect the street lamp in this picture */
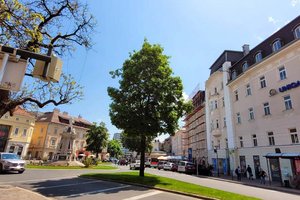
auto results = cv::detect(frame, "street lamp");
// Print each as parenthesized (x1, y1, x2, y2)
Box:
(214, 146, 219, 177)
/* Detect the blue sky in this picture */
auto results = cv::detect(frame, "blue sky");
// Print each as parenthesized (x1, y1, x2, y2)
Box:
(45, 0, 300, 140)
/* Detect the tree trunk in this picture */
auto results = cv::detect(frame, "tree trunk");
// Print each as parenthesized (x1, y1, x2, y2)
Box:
(139, 134, 146, 177)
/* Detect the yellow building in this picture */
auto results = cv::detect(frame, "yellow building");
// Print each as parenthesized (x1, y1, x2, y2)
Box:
(0, 107, 35, 158)
(28, 109, 92, 160)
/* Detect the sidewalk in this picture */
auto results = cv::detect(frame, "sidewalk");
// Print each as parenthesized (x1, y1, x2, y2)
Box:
(200, 174, 300, 196)
(0, 185, 51, 200)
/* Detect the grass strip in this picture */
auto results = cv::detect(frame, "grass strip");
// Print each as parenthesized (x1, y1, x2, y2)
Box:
(80, 172, 260, 200)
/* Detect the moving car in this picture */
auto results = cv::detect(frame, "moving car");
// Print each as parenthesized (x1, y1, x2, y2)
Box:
(0, 153, 25, 174)
(129, 160, 141, 170)
(177, 161, 196, 174)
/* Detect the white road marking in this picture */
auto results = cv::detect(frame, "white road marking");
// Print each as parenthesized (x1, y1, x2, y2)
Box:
(122, 191, 163, 200)
(62, 185, 131, 198)
(32, 179, 105, 190)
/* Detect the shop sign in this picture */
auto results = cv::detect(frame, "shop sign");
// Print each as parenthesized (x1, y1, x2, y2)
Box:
(279, 80, 300, 93)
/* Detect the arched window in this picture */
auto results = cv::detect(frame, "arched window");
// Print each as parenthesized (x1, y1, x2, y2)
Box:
(242, 61, 248, 72)
(294, 26, 300, 39)
(255, 52, 262, 63)
(272, 39, 282, 52)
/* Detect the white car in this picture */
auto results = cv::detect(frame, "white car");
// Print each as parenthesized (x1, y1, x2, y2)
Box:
(0, 153, 25, 174)
(129, 160, 141, 170)
(163, 162, 174, 171)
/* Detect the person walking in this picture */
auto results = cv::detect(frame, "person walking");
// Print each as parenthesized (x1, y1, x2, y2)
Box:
(246, 165, 254, 180)
(260, 169, 267, 184)
(235, 166, 241, 181)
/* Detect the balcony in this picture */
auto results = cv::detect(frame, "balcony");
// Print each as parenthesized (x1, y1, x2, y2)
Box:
(212, 129, 222, 137)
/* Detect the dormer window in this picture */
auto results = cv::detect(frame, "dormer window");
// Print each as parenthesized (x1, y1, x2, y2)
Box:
(255, 52, 262, 63)
(294, 26, 300, 39)
(242, 61, 249, 72)
(272, 39, 282, 52)
(232, 70, 237, 80)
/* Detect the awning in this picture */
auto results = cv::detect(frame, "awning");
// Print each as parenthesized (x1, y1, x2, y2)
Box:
(265, 153, 300, 158)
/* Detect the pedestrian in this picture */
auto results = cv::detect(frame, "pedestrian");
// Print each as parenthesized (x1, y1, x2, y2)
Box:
(260, 169, 267, 184)
(246, 165, 254, 180)
(235, 166, 241, 181)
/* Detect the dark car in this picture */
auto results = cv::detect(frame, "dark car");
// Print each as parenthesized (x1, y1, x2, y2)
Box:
(157, 161, 167, 170)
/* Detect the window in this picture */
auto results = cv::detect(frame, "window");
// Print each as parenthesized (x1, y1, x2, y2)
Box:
(294, 26, 300, 39)
(214, 87, 218, 94)
(16, 117, 19, 121)
(221, 81, 224, 90)
(242, 62, 249, 72)
(214, 100, 218, 109)
(255, 52, 263, 63)
(22, 129, 27, 137)
(272, 40, 282, 52)
(9, 146, 15, 153)
(279, 66, 287, 80)
(50, 138, 56, 146)
(234, 90, 239, 101)
(232, 70, 237, 79)
(54, 128, 58, 134)
(264, 102, 271, 115)
(260, 76, 266, 88)
(17, 146, 23, 156)
(239, 136, 244, 147)
(268, 132, 275, 145)
(290, 129, 299, 144)
(246, 84, 252, 96)
(249, 107, 254, 120)
(223, 117, 226, 127)
(14, 128, 19, 135)
(284, 95, 292, 110)
(222, 97, 225, 107)
(252, 134, 258, 147)
(216, 119, 219, 129)
(236, 112, 241, 124)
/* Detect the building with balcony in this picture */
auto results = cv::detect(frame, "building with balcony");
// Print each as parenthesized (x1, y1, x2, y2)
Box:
(206, 15, 300, 185)
(28, 108, 92, 160)
(0, 107, 35, 158)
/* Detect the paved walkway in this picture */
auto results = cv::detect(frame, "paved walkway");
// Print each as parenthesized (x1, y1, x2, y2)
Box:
(0, 185, 51, 200)
(205, 174, 300, 195)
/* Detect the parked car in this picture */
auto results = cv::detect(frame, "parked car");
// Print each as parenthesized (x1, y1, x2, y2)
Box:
(171, 163, 178, 172)
(0, 153, 25, 174)
(129, 160, 140, 170)
(177, 161, 196, 174)
(157, 161, 167, 170)
(145, 159, 151, 168)
(119, 159, 128, 165)
(163, 162, 174, 171)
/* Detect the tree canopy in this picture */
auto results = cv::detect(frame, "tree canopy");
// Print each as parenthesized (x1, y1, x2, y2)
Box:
(121, 132, 153, 154)
(0, 0, 96, 117)
(108, 40, 192, 176)
(107, 139, 122, 159)
(85, 122, 109, 159)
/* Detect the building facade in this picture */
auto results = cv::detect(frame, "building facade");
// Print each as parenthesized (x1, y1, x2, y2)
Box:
(28, 109, 92, 160)
(185, 90, 207, 164)
(206, 15, 300, 184)
(0, 107, 35, 158)
(171, 128, 187, 156)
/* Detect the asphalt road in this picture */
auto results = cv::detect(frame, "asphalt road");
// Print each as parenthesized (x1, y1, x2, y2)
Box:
(0, 169, 200, 200)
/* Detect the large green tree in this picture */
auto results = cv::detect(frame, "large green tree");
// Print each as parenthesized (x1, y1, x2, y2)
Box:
(108, 40, 192, 176)
(107, 139, 122, 159)
(121, 132, 153, 154)
(0, 0, 96, 117)
(86, 122, 109, 159)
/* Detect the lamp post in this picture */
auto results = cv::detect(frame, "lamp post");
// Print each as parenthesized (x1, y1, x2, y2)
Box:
(214, 146, 219, 177)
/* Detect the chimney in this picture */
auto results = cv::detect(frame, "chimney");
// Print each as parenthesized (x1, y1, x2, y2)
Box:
(53, 108, 60, 113)
(63, 111, 68, 116)
(242, 44, 250, 56)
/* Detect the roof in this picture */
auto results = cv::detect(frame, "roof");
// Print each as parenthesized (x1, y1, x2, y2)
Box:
(229, 15, 300, 81)
(13, 106, 35, 118)
(36, 110, 92, 129)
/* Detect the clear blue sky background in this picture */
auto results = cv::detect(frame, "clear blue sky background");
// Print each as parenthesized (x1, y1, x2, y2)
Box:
(45, 0, 300, 140)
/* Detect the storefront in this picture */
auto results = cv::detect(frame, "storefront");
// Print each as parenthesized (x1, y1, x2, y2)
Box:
(265, 153, 300, 187)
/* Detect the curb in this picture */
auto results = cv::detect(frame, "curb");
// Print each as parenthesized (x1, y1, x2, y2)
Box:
(80, 176, 217, 200)
(195, 175, 300, 196)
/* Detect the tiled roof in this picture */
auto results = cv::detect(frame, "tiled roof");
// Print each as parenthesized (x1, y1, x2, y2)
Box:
(13, 106, 35, 118)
